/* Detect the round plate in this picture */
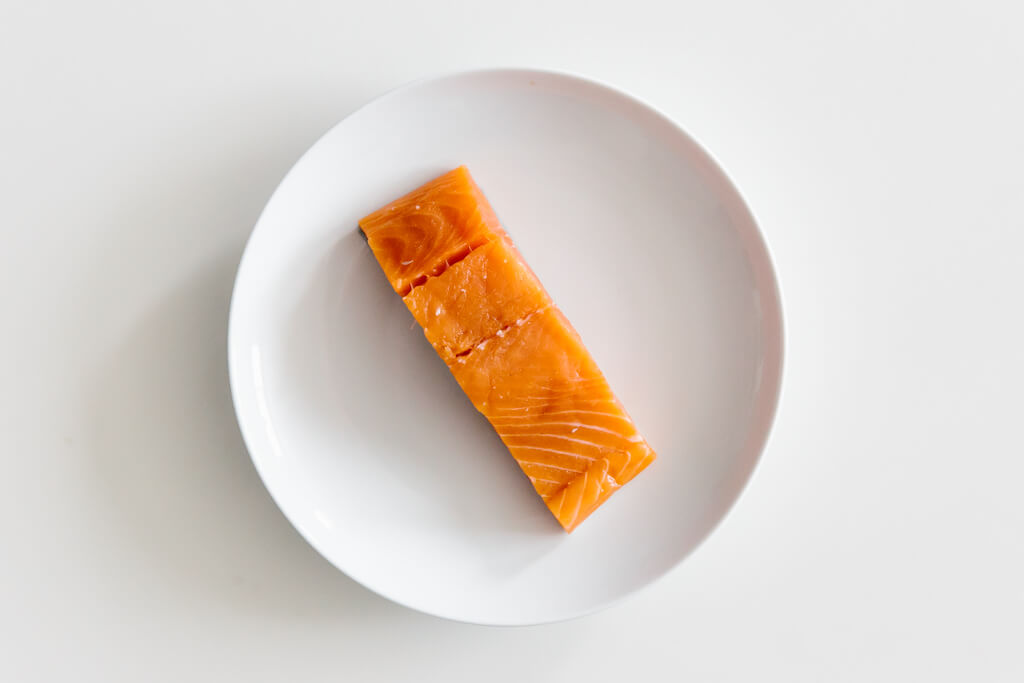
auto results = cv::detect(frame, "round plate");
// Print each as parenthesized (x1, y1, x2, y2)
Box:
(228, 69, 783, 625)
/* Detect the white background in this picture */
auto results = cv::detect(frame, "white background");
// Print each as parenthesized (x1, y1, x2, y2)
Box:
(2, 1, 1022, 680)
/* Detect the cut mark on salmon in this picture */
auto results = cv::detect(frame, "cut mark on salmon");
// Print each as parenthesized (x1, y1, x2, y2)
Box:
(450, 304, 551, 360)
(396, 238, 489, 296)
(453, 346, 475, 359)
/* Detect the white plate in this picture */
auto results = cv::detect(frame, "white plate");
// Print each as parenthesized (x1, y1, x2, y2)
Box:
(228, 69, 783, 625)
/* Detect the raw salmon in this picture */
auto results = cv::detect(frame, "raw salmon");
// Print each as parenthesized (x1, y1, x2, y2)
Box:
(359, 166, 655, 532)
(359, 167, 505, 296)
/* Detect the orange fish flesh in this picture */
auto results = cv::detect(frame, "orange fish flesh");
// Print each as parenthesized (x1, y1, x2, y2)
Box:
(359, 166, 655, 532)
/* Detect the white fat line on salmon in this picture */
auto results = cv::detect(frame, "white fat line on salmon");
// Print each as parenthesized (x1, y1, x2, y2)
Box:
(503, 432, 626, 450)
(511, 445, 598, 464)
(551, 489, 566, 518)
(489, 397, 621, 411)
(567, 470, 587, 526)
(498, 422, 632, 440)
(519, 459, 587, 474)
(509, 394, 614, 403)
(490, 408, 633, 423)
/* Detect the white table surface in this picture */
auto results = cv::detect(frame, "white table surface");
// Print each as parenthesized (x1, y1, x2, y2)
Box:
(3, 1, 1022, 680)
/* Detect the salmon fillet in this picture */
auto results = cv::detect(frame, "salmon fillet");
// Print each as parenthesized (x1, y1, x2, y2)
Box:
(359, 166, 656, 532)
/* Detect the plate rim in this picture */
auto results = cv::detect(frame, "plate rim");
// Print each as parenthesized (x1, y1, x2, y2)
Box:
(227, 66, 786, 626)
